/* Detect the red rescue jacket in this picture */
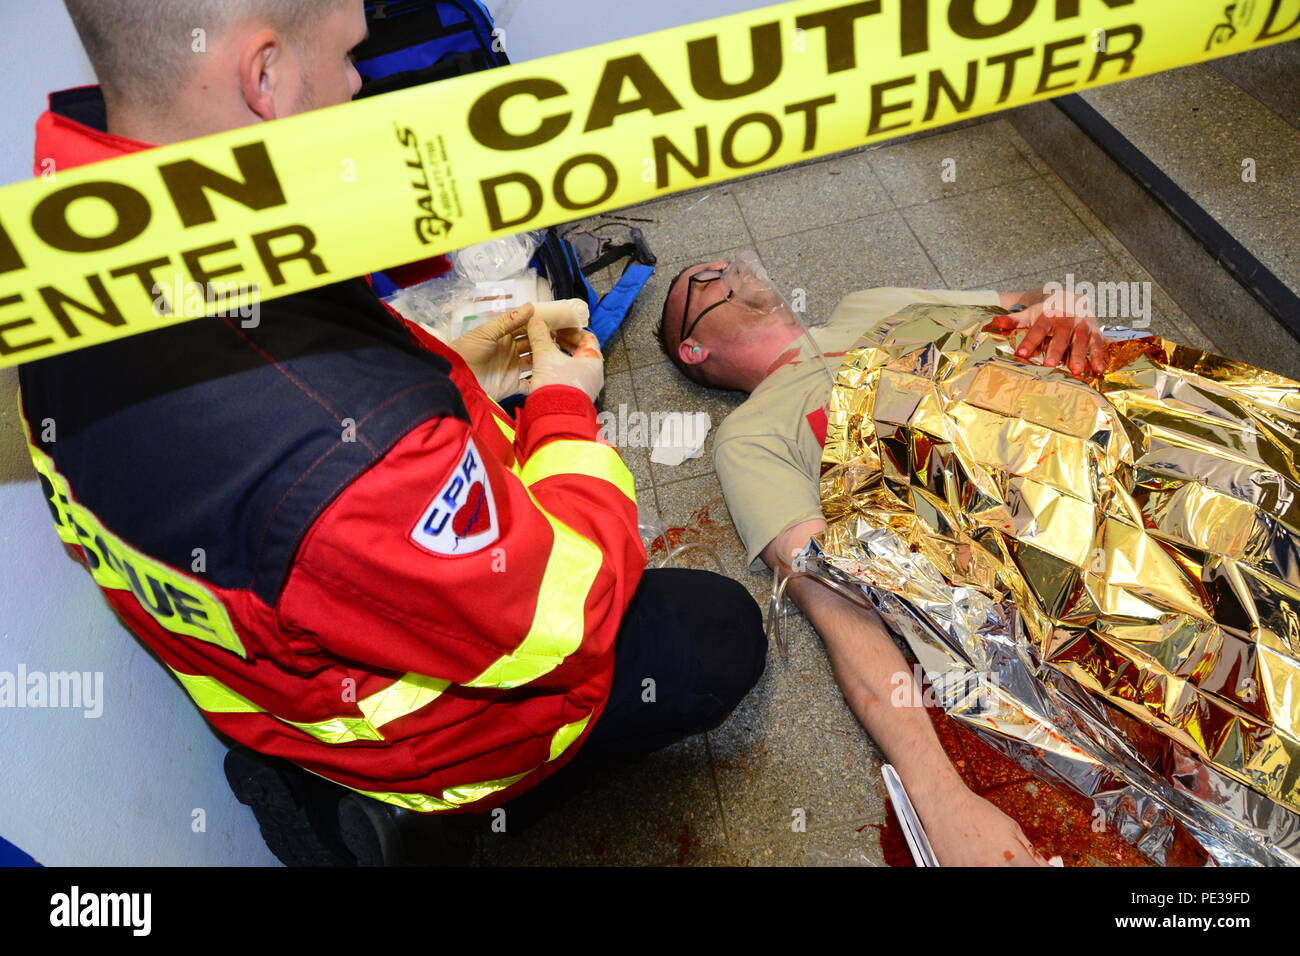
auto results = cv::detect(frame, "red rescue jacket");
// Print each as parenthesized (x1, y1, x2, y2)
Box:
(17, 87, 645, 813)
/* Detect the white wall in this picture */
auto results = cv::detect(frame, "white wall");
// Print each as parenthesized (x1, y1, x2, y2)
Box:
(494, 0, 766, 62)
(0, 0, 276, 869)
(0, 0, 763, 866)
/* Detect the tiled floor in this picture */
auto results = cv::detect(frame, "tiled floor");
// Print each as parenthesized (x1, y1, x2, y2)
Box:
(1083, 63, 1300, 298)
(479, 114, 1224, 867)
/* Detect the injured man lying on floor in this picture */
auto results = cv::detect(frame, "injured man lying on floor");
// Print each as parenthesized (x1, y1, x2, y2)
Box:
(656, 253, 1300, 867)
(656, 253, 1106, 867)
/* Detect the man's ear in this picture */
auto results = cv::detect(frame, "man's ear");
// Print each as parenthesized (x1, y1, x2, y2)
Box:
(238, 29, 283, 121)
(679, 339, 708, 367)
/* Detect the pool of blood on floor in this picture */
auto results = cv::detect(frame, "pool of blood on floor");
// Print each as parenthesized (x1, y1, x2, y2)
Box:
(647, 502, 722, 556)
(867, 706, 1207, 867)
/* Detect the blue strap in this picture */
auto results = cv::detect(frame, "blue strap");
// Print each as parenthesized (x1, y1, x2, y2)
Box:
(370, 271, 401, 298)
(590, 263, 655, 347)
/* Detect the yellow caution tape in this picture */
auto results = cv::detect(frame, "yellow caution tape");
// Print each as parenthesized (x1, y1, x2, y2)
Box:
(0, 0, 1295, 368)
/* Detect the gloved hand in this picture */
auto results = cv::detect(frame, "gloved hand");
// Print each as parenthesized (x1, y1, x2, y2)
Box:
(448, 307, 533, 400)
(450, 301, 590, 400)
(524, 312, 604, 400)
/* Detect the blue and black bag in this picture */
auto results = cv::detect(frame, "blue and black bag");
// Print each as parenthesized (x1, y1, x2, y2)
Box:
(353, 0, 654, 346)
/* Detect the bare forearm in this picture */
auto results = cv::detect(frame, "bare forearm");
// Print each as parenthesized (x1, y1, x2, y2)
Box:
(761, 523, 1044, 864)
(786, 576, 963, 800)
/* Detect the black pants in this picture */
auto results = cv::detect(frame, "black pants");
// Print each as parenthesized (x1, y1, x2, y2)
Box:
(583, 566, 767, 754)
(505, 567, 767, 821)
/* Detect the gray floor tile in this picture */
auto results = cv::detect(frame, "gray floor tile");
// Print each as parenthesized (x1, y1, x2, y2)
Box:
(598, 370, 656, 511)
(989, 256, 1135, 302)
(708, 611, 885, 843)
(479, 735, 725, 866)
(1001, 115, 1053, 176)
(733, 151, 893, 241)
(902, 178, 1105, 288)
(867, 118, 1038, 207)
(1112, 251, 1218, 352)
(1082, 65, 1300, 294)
(601, 336, 631, 376)
(697, 815, 887, 866)
(652, 472, 769, 598)
(873, 114, 1002, 150)
(1038, 169, 1128, 256)
(758, 210, 945, 323)
(1211, 42, 1300, 131)
(630, 361, 746, 487)
(607, 189, 753, 264)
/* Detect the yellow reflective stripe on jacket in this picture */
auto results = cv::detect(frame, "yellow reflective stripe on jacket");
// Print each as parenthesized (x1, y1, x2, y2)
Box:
(465, 500, 602, 689)
(489, 407, 517, 445)
(461, 442, 633, 691)
(522, 440, 636, 503)
(358, 672, 450, 728)
(19, 412, 248, 660)
(441, 772, 532, 807)
(347, 713, 592, 812)
(351, 778, 525, 814)
(286, 715, 384, 744)
(169, 668, 448, 745)
(169, 669, 260, 714)
(549, 714, 591, 762)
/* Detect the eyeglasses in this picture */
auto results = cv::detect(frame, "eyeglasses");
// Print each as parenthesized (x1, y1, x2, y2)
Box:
(679, 268, 733, 346)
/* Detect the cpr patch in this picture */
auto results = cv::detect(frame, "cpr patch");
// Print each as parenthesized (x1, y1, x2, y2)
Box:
(411, 439, 499, 556)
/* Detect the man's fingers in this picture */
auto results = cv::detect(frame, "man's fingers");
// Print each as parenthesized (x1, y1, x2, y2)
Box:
(1017, 302, 1045, 325)
(984, 315, 1020, 333)
(1090, 328, 1106, 374)
(1068, 320, 1091, 376)
(1016, 320, 1049, 359)
(554, 327, 584, 352)
(525, 315, 559, 357)
(475, 303, 534, 341)
(499, 303, 535, 335)
(1043, 317, 1072, 367)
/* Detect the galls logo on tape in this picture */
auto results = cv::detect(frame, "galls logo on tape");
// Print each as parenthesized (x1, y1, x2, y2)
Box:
(396, 123, 461, 245)
(412, 438, 498, 555)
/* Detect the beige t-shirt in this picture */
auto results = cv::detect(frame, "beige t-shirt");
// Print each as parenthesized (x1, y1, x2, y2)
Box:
(714, 288, 1001, 570)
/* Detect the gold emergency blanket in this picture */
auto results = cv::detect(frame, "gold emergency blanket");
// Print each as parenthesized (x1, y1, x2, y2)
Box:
(813, 303, 1300, 866)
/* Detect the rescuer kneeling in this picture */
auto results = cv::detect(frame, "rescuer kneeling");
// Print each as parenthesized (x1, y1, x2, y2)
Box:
(19, 0, 766, 865)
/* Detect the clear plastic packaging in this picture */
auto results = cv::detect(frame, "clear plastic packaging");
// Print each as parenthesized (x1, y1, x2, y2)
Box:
(451, 231, 544, 283)
(386, 267, 553, 343)
(385, 231, 551, 342)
